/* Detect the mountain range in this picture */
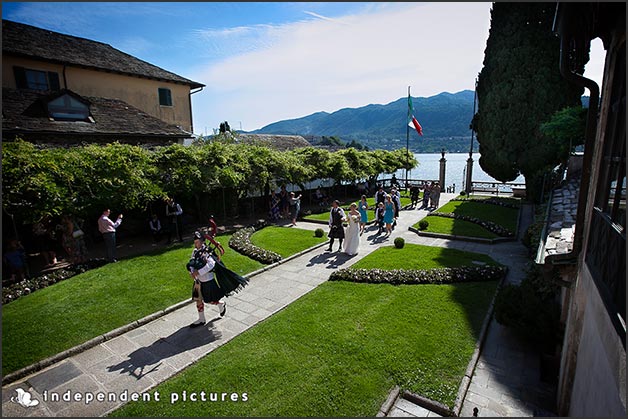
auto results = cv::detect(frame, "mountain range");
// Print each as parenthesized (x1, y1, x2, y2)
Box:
(252, 90, 477, 153)
(251, 91, 590, 153)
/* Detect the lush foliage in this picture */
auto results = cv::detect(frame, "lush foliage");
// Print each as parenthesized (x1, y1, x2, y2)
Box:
(475, 3, 585, 202)
(2, 139, 414, 226)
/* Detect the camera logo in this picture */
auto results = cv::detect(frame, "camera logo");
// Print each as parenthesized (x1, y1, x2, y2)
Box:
(11, 388, 39, 408)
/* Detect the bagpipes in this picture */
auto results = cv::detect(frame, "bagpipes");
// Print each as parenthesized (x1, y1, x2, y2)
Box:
(186, 230, 248, 300)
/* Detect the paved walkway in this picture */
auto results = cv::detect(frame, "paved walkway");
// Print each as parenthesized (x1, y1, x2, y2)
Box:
(2, 193, 556, 417)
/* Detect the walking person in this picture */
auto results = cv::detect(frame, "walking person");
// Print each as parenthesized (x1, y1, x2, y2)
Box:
(343, 203, 361, 256)
(430, 182, 441, 209)
(383, 195, 395, 236)
(288, 191, 302, 226)
(421, 182, 432, 210)
(326, 200, 346, 252)
(391, 187, 402, 228)
(98, 209, 123, 263)
(187, 231, 248, 327)
(375, 202, 385, 234)
(165, 197, 184, 243)
(358, 195, 369, 235)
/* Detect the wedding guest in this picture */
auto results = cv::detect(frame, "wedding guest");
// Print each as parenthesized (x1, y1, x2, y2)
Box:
(98, 209, 123, 263)
(326, 200, 346, 252)
(343, 203, 360, 256)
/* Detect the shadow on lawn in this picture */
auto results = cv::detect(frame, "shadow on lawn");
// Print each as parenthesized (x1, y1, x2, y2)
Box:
(106, 321, 222, 380)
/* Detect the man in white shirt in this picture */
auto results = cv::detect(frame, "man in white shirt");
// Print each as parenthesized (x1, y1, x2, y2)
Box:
(187, 231, 226, 327)
(98, 209, 122, 262)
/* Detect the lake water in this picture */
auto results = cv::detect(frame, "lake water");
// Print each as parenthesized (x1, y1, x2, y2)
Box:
(392, 153, 525, 191)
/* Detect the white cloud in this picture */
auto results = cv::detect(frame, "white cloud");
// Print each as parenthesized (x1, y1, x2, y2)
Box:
(190, 2, 492, 132)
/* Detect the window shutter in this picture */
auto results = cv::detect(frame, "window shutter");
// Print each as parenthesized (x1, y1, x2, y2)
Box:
(13, 66, 27, 89)
(158, 88, 172, 106)
(48, 72, 61, 91)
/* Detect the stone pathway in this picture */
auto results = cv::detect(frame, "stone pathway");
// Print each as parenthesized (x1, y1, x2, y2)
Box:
(2, 194, 556, 417)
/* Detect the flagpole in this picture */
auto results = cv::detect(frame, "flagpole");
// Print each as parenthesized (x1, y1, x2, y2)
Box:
(406, 86, 410, 192)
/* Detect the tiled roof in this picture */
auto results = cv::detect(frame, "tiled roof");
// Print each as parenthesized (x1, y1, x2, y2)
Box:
(2, 88, 191, 140)
(236, 133, 312, 151)
(2, 20, 204, 89)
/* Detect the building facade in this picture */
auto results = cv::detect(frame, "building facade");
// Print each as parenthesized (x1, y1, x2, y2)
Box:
(2, 20, 205, 146)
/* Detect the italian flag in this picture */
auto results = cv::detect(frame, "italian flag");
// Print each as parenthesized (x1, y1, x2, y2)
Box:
(407, 95, 423, 136)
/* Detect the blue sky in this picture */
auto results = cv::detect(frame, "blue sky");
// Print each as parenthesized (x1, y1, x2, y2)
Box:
(3, 2, 605, 134)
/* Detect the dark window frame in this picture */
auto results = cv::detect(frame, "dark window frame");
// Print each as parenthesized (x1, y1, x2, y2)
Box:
(158, 88, 173, 107)
(13, 66, 60, 91)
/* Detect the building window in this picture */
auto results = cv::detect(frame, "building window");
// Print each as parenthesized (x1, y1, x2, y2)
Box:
(585, 41, 626, 341)
(47, 93, 90, 121)
(13, 66, 60, 91)
(158, 88, 172, 106)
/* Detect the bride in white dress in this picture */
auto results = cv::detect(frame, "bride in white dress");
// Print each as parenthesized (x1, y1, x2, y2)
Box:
(343, 203, 361, 256)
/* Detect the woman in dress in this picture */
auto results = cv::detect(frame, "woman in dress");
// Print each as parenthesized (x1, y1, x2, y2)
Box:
(383, 194, 395, 236)
(358, 195, 369, 235)
(343, 203, 361, 256)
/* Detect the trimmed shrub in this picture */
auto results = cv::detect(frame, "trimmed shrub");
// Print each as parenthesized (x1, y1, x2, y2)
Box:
(329, 265, 507, 285)
(418, 220, 429, 230)
(394, 237, 405, 249)
(228, 226, 282, 264)
(314, 228, 324, 238)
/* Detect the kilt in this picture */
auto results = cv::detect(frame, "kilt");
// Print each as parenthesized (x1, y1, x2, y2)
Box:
(192, 259, 249, 304)
(328, 224, 345, 239)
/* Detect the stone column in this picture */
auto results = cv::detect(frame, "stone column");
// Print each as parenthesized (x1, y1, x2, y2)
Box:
(465, 154, 474, 194)
(439, 149, 446, 188)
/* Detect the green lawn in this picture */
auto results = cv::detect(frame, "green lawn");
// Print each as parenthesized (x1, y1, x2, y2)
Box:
(412, 198, 519, 239)
(2, 227, 322, 376)
(250, 226, 328, 257)
(350, 243, 500, 270)
(111, 244, 499, 416)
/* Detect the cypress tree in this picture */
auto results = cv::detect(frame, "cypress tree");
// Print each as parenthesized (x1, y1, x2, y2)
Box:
(475, 2, 585, 202)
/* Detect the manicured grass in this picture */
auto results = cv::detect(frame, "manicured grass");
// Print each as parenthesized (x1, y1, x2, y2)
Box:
(413, 216, 499, 239)
(412, 198, 519, 239)
(437, 200, 519, 232)
(2, 227, 325, 376)
(249, 226, 328, 257)
(111, 244, 500, 416)
(350, 243, 500, 270)
(111, 280, 497, 417)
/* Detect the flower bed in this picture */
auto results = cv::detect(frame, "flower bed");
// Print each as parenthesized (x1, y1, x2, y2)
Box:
(450, 197, 520, 209)
(2, 259, 108, 305)
(427, 212, 515, 237)
(228, 226, 282, 264)
(329, 265, 507, 285)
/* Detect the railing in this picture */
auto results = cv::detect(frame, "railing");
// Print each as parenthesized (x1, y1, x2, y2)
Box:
(470, 181, 526, 197)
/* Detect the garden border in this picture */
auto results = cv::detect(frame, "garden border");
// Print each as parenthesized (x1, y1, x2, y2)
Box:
(1, 239, 330, 386)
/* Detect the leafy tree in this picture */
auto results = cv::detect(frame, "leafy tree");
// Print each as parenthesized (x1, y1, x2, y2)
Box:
(475, 2, 585, 202)
(539, 106, 587, 164)
(2, 139, 70, 223)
